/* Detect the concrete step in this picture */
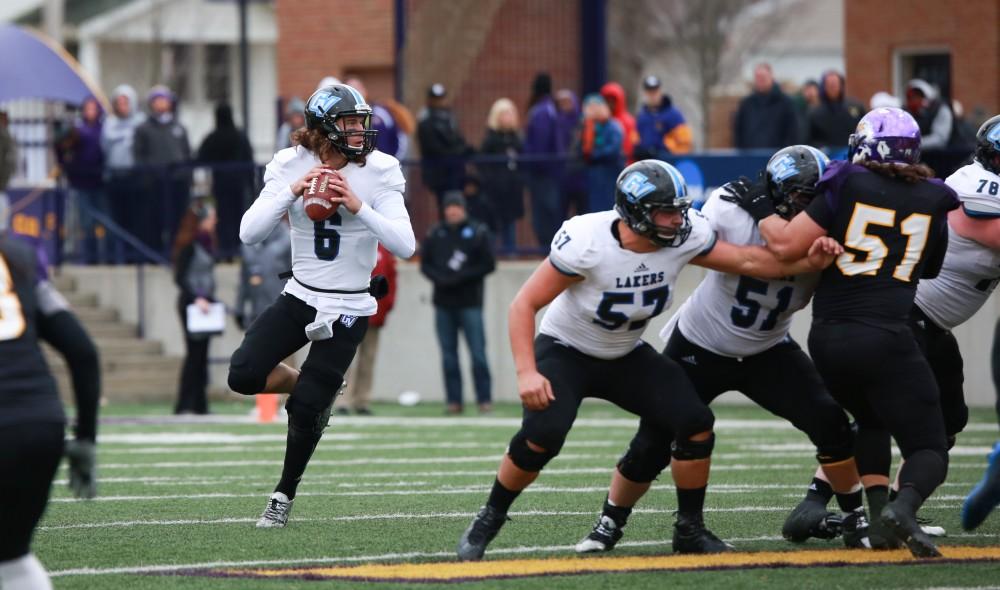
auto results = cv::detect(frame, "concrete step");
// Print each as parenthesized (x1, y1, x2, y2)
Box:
(72, 307, 119, 323)
(75, 322, 136, 338)
(50, 274, 76, 292)
(44, 350, 182, 373)
(75, 337, 163, 356)
(66, 292, 98, 308)
(56, 374, 180, 401)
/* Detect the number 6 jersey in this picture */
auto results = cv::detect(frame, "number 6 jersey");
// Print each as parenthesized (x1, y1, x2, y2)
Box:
(540, 210, 716, 360)
(664, 189, 819, 358)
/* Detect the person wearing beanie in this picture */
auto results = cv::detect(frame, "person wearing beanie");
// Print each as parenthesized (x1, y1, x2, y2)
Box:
(276, 96, 306, 151)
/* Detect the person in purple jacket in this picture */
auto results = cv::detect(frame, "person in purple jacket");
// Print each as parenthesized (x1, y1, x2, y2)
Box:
(55, 96, 108, 263)
(522, 73, 565, 252)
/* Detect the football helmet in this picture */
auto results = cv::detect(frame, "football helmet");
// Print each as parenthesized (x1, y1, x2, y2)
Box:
(614, 160, 692, 247)
(848, 107, 921, 165)
(974, 114, 1000, 175)
(304, 84, 377, 160)
(766, 145, 830, 219)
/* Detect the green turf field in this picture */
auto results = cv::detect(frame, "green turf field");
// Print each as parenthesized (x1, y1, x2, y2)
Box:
(38, 401, 1000, 589)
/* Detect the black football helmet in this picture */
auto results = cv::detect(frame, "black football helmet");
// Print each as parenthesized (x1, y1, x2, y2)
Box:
(614, 160, 693, 247)
(765, 145, 830, 219)
(974, 114, 1000, 175)
(304, 84, 378, 161)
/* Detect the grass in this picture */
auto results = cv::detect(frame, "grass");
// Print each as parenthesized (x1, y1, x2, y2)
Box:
(37, 401, 1000, 589)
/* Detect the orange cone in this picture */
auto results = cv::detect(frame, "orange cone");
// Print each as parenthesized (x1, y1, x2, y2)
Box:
(256, 393, 280, 423)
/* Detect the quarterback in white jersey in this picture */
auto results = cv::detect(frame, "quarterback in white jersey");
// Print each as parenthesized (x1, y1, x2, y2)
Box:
(227, 83, 415, 529)
(457, 160, 842, 561)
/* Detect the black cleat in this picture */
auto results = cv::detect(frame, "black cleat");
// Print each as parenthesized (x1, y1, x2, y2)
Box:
(575, 515, 624, 553)
(457, 505, 508, 561)
(782, 499, 843, 543)
(880, 503, 942, 558)
(841, 510, 871, 549)
(672, 514, 733, 554)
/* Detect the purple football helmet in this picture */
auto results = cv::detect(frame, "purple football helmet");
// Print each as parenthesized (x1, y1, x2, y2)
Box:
(848, 107, 921, 165)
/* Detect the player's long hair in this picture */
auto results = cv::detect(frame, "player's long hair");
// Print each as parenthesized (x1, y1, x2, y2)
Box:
(858, 160, 935, 184)
(171, 198, 218, 264)
(291, 127, 368, 167)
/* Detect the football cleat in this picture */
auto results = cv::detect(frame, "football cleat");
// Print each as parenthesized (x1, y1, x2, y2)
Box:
(961, 441, 1000, 531)
(881, 503, 942, 558)
(576, 515, 624, 553)
(841, 510, 872, 549)
(782, 498, 843, 543)
(457, 505, 508, 561)
(256, 492, 293, 528)
(917, 516, 946, 537)
(672, 514, 733, 554)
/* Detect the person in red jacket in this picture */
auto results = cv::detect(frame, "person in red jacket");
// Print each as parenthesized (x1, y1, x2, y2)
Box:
(600, 82, 639, 163)
(335, 244, 398, 415)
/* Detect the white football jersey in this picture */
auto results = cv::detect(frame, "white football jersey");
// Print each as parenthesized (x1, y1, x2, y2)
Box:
(241, 146, 413, 316)
(914, 162, 1000, 330)
(539, 209, 717, 360)
(662, 189, 818, 357)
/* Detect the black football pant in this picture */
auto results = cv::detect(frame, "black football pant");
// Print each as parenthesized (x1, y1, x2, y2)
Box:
(0, 422, 64, 560)
(664, 328, 852, 461)
(808, 320, 948, 502)
(909, 307, 969, 439)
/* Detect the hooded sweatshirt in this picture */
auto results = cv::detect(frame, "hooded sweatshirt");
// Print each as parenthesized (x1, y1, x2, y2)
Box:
(100, 85, 145, 170)
(600, 82, 637, 162)
(56, 97, 105, 189)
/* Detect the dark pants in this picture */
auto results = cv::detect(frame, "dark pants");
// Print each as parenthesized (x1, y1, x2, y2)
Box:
(809, 320, 948, 500)
(909, 307, 969, 438)
(106, 171, 139, 263)
(664, 328, 852, 460)
(176, 302, 211, 414)
(0, 422, 64, 560)
(525, 171, 563, 252)
(434, 305, 491, 406)
(69, 186, 112, 264)
(993, 318, 1000, 428)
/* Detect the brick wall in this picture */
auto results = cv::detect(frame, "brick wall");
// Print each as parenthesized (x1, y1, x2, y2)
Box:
(844, 0, 999, 118)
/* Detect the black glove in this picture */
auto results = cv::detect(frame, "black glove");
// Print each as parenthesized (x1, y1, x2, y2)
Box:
(65, 438, 97, 499)
(369, 274, 390, 300)
(720, 173, 775, 222)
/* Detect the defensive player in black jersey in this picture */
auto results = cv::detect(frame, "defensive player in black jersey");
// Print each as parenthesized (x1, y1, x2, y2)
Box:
(728, 107, 959, 557)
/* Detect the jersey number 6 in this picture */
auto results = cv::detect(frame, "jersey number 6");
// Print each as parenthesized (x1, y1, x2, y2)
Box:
(313, 213, 343, 261)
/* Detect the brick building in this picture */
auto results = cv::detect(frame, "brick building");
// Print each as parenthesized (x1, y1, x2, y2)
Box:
(844, 0, 1000, 123)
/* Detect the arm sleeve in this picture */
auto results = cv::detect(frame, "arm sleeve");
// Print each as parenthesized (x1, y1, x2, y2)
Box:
(235, 254, 250, 317)
(354, 166, 416, 258)
(37, 310, 100, 441)
(548, 217, 599, 277)
(240, 156, 296, 244)
(173, 244, 196, 303)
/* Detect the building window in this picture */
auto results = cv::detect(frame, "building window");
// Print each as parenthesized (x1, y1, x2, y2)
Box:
(206, 44, 231, 104)
(165, 43, 191, 102)
(895, 49, 952, 104)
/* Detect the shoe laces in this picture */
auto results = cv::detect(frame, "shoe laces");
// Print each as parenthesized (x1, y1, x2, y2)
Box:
(591, 515, 619, 540)
(263, 498, 288, 520)
(471, 506, 508, 537)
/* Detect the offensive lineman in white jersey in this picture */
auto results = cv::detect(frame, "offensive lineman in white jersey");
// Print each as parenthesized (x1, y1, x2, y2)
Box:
(227, 84, 415, 528)
(456, 160, 843, 561)
(650, 146, 869, 550)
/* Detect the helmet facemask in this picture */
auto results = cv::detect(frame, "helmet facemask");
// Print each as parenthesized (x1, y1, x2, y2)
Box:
(324, 108, 377, 161)
(622, 198, 693, 248)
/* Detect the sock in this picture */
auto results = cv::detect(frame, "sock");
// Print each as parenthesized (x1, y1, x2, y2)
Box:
(602, 496, 633, 527)
(487, 478, 521, 514)
(805, 477, 834, 505)
(894, 485, 924, 514)
(867, 485, 890, 517)
(0, 554, 52, 590)
(835, 486, 864, 513)
(275, 428, 323, 500)
(677, 486, 707, 517)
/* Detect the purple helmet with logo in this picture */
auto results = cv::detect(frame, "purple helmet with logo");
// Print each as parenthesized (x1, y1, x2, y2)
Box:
(848, 107, 921, 165)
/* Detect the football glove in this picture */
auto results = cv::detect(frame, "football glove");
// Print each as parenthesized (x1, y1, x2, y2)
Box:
(65, 438, 97, 499)
(720, 172, 775, 222)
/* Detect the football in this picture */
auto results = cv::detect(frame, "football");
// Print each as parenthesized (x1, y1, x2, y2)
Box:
(303, 170, 339, 222)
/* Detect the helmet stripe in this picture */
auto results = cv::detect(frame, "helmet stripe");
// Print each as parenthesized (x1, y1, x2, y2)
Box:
(346, 85, 367, 106)
(807, 146, 828, 175)
(651, 160, 687, 198)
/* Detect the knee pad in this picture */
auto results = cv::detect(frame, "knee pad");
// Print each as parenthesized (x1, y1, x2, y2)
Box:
(815, 419, 856, 464)
(617, 445, 670, 484)
(671, 432, 715, 461)
(288, 399, 333, 438)
(227, 352, 265, 395)
(507, 432, 559, 472)
(673, 407, 716, 442)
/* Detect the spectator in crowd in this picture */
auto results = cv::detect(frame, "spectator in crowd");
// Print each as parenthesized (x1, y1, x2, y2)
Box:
(346, 76, 404, 160)
(523, 72, 564, 251)
(949, 99, 979, 150)
(336, 243, 397, 416)
(235, 216, 290, 331)
(792, 79, 821, 143)
(56, 96, 108, 264)
(555, 89, 587, 217)
(904, 79, 954, 150)
(420, 192, 496, 415)
(172, 199, 218, 415)
(806, 70, 864, 149)
(382, 97, 416, 162)
(461, 176, 496, 236)
(134, 85, 191, 255)
(275, 97, 305, 151)
(579, 94, 624, 213)
(734, 63, 799, 149)
(479, 97, 524, 253)
(600, 81, 638, 162)
(417, 83, 470, 212)
(0, 111, 15, 193)
(197, 102, 255, 260)
(635, 75, 693, 159)
(100, 85, 145, 262)
(869, 91, 901, 110)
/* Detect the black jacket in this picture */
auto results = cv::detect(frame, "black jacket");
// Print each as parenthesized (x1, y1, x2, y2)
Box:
(417, 107, 469, 192)
(733, 84, 799, 149)
(420, 220, 495, 308)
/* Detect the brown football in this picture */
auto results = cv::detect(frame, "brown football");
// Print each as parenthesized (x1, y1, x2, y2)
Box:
(304, 170, 339, 222)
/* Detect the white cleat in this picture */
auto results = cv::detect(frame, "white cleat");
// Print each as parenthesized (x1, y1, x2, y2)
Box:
(575, 515, 623, 553)
(256, 492, 293, 528)
(921, 524, 946, 537)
